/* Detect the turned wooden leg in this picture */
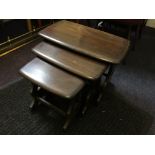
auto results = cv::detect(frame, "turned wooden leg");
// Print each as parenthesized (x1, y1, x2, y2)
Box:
(104, 64, 115, 87)
(30, 84, 39, 110)
(63, 114, 72, 130)
(82, 92, 92, 115)
(29, 99, 38, 110)
(63, 98, 79, 130)
(81, 78, 102, 115)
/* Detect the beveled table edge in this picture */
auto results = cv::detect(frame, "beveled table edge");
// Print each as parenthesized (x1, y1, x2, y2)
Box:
(39, 30, 130, 64)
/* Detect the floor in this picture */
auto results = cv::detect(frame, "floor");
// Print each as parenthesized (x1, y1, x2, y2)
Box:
(0, 38, 41, 88)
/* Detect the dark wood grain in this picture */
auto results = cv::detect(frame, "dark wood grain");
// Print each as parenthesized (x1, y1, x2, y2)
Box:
(19, 58, 84, 99)
(39, 20, 130, 64)
(33, 42, 108, 80)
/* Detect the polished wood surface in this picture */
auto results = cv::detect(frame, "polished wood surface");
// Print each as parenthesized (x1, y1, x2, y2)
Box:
(19, 58, 84, 99)
(39, 20, 130, 64)
(33, 42, 108, 80)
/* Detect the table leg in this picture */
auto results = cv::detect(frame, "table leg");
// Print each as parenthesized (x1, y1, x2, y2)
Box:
(81, 78, 102, 115)
(30, 84, 39, 110)
(104, 64, 115, 87)
(63, 94, 82, 130)
(96, 64, 115, 103)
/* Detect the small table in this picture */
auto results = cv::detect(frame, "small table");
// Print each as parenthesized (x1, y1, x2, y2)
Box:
(20, 58, 84, 129)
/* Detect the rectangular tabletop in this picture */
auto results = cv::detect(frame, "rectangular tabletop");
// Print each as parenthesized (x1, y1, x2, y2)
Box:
(19, 58, 84, 99)
(33, 42, 108, 80)
(39, 20, 130, 64)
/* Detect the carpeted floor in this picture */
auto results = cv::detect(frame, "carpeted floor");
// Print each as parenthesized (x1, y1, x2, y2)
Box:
(0, 78, 152, 134)
(0, 38, 41, 87)
(0, 26, 155, 134)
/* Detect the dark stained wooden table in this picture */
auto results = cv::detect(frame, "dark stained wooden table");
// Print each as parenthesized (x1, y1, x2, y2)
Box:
(20, 58, 85, 129)
(39, 20, 130, 64)
(19, 58, 84, 99)
(33, 42, 108, 80)
(19, 20, 130, 128)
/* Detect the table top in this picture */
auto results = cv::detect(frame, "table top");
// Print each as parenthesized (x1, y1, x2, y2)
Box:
(33, 42, 108, 80)
(39, 20, 130, 64)
(19, 58, 84, 99)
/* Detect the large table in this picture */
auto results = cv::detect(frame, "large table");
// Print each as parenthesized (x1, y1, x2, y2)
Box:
(39, 20, 130, 64)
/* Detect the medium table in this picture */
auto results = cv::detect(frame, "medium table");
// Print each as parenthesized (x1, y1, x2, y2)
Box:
(33, 41, 108, 81)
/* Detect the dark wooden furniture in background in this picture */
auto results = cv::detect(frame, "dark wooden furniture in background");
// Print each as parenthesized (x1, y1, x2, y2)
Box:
(108, 19, 146, 39)
(97, 19, 146, 49)
(0, 19, 54, 56)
